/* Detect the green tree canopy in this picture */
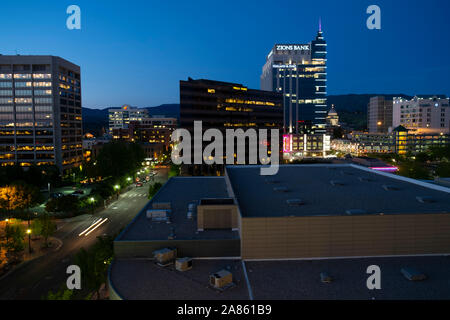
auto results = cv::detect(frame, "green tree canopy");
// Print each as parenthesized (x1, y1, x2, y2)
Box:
(93, 141, 145, 179)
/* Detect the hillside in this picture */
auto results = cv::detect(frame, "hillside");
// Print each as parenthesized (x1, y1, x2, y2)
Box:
(82, 94, 446, 135)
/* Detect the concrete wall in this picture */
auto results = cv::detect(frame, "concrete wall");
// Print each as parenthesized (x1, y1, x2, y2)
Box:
(241, 213, 450, 259)
(114, 238, 240, 259)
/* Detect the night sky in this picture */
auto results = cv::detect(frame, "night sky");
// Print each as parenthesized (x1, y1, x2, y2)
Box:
(1, 0, 449, 108)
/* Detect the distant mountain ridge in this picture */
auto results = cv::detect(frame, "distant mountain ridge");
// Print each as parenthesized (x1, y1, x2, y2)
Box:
(82, 94, 447, 135)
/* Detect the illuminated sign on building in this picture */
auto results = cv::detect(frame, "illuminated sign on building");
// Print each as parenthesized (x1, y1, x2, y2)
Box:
(276, 45, 310, 51)
(283, 134, 293, 153)
(273, 64, 296, 69)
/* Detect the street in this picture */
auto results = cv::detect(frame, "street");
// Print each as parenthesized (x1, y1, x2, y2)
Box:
(0, 168, 168, 300)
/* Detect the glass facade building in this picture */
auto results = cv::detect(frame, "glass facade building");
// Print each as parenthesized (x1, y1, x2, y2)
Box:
(261, 29, 327, 135)
(0, 55, 83, 171)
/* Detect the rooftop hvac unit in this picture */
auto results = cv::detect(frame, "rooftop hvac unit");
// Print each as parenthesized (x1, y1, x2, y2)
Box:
(153, 247, 177, 266)
(209, 270, 233, 290)
(153, 202, 172, 210)
(176, 257, 193, 272)
(146, 210, 169, 222)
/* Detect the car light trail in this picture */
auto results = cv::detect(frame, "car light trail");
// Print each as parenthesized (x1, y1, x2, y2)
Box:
(78, 218, 104, 236)
(84, 218, 108, 236)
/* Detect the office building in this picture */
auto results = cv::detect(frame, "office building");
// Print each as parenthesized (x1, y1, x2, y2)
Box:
(260, 26, 327, 134)
(109, 164, 450, 300)
(0, 55, 83, 171)
(179, 78, 283, 174)
(112, 116, 177, 160)
(393, 96, 450, 134)
(108, 105, 148, 133)
(368, 96, 393, 133)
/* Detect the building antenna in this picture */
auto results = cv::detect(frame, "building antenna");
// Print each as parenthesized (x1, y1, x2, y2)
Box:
(319, 17, 322, 32)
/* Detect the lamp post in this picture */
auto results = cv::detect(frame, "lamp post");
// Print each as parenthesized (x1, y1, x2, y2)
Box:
(26, 229, 32, 254)
(4, 218, 9, 243)
(89, 197, 95, 214)
(114, 185, 120, 199)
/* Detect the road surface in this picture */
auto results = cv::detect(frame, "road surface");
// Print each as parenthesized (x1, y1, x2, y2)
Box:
(0, 168, 168, 300)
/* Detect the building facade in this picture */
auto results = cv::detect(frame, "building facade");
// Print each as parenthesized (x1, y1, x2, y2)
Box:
(112, 116, 177, 161)
(332, 127, 450, 155)
(260, 28, 327, 134)
(0, 55, 83, 171)
(179, 78, 283, 174)
(368, 96, 393, 133)
(393, 96, 450, 134)
(108, 105, 148, 134)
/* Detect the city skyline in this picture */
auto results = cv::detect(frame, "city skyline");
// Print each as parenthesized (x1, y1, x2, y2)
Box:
(1, 0, 449, 109)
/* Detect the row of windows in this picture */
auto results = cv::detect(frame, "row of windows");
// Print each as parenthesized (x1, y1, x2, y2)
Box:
(0, 74, 51, 79)
(15, 82, 52, 88)
(0, 121, 53, 127)
(0, 113, 52, 120)
(0, 105, 53, 112)
(0, 89, 52, 96)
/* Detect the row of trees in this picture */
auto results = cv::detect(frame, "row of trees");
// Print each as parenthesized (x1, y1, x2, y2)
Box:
(0, 165, 60, 190)
(368, 145, 450, 180)
(46, 235, 115, 300)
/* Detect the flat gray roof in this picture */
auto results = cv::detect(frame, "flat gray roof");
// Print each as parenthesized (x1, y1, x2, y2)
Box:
(245, 255, 450, 300)
(118, 177, 239, 241)
(110, 259, 248, 300)
(226, 164, 450, 218)
(110, 255, 450, 300)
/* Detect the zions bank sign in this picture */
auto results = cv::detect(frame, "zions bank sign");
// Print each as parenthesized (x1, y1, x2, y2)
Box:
(276, 44, 310, 51)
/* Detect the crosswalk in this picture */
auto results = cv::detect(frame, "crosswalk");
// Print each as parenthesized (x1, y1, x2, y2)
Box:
(123, 193, 147, 198)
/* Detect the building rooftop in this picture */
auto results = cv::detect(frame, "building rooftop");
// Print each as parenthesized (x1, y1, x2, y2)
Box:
(110, 259, 248, 300)
(245, 255, 450, 300)
(226, 164, 450, 218)
(110, 255, 450, 300)
(117, 177, 239, 241)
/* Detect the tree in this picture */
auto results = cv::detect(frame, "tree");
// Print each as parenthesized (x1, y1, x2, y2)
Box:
(32, 212, 56, 247)
(435, 162, 450, 178)
(168, 164, 180, 178)
(0, 183, 43, 217)
(5, 224, 25, 254)
(398, 161, 431, 180)
(148, 182, 163, 199)
(95, 141, 145, 179)
(45, 286, 74, 300)
(46, 195, 80, 214)
(74, 236, 114, 297)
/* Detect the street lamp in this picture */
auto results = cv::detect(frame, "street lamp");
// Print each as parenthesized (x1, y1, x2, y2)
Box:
(27, 229, 32, 254)
(4, 219, 9, 242)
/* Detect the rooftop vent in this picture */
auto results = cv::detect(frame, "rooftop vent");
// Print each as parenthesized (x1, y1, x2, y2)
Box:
(358, 176, 375, 182)
(416, 196, 437, 204)
(320, 272, 333, 283)
(175, 257, 193, 272)
(210, 270, 234, 291)
(330, 180, 345, 186)
(401, 268, 427, 281)
(287, 199, 304, 206)
(273, 186, 289, 193)
(265, 178, 280, 184)
(345, 209, 367, 215)
(382, 185, 400, 191)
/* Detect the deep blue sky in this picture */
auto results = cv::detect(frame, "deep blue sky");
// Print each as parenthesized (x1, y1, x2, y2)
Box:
(1, 0, 449, 109)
